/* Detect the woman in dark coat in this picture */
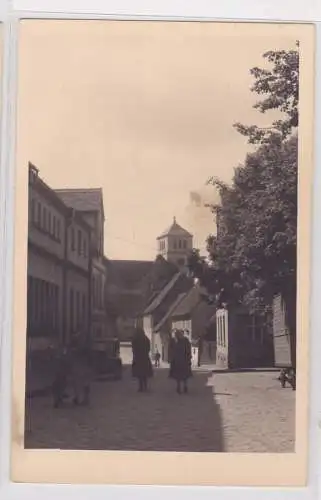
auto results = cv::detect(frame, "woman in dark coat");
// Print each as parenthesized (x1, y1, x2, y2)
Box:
(131, 328, 153, 392)
(170, 329, 192, 394)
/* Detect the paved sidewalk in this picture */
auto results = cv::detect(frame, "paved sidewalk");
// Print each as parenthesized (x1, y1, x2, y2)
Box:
(209, 370, 295, 452)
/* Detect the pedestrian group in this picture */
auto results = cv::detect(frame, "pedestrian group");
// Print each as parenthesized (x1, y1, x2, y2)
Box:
(131, 327, 192, 394)
(52, 327, 193, 408)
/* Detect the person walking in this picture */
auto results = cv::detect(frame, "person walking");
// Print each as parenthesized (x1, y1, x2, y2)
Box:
(169, 329, 192, 394)
(154, 347, 161, 368)
(131, 328, 153, 392)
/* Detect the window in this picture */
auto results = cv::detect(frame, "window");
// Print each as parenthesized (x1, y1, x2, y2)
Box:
(31, 199, 35, 223)
(92, 277, 95, 307)
(76, 291, 80, 328)
(178, 239, 182, 249)
(53, 285, 59, 331)
(183, 240, 187, 249)
(82, 293, 86, 324)
(70, 289, 74, 333)
(48, 212, 52, 234)
(57, 219, 61, 240)
(43, 207, 47, 231)
(37, 202, 41, 226)
(71, 227, 75, 251)
(173, 240, 177, 249)
(83, 237, 87, 258)
(77, 230, 82, 256)
(53, 215, 56, 237)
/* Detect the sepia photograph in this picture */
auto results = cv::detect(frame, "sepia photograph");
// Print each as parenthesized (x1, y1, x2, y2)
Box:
(10, 19, 314, 485)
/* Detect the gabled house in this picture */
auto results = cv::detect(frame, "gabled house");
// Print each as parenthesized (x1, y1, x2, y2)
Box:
(142, 271, 193, 355)
(169, 284, 216, 341)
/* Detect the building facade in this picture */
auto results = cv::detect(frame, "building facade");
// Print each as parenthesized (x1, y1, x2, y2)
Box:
(27, 163, 68, 352)
(27, 163, 112, 360)
(216, 306, 274, 369)
(55, 187, 108, 345)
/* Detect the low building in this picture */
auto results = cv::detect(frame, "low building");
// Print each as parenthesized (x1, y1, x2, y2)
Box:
(105, 255, 179, 342)
(216, 306, 274, 369)
(154, 284, 216, 363)
(142, 271, 193, 356)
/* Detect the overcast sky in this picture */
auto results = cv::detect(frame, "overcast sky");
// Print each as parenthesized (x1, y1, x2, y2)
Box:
(17, 20, 296, 260)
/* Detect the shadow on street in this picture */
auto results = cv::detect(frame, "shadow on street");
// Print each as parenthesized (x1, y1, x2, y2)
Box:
(24, 366, 224, 452)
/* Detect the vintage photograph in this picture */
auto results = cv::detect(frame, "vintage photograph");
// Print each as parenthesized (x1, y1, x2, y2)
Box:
(12, 20, 313, 473)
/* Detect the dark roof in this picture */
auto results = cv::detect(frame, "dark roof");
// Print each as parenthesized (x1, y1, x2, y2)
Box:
(55, 188, 104, 216)
(108, 260, 154, 290)
(109, 291, 146, 318)
(157, 217, 193, 240)
(144, 272, 182, 315)
(154, 293, 187, 332)
(170, 286, 201, 318)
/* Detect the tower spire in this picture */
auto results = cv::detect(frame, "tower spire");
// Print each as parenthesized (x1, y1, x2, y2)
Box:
(173, 216, 176, 224)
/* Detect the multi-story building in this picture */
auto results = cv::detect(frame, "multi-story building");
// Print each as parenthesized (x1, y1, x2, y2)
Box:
(55, 187, 108, 344)
(64, 209, 91, 345)
(27, 163, 68, 352)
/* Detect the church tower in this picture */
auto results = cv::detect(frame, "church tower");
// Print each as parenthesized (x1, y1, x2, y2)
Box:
(156, 217, 193, 267)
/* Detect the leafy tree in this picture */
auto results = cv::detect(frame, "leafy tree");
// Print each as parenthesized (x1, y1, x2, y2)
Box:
(234, 43, 299, 144)
(188, 45, 298, 320)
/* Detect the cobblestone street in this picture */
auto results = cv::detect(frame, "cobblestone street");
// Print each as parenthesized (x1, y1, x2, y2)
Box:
(25, 361, 295, 453)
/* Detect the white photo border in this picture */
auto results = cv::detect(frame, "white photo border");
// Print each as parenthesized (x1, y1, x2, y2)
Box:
(0, 0, 320, 499)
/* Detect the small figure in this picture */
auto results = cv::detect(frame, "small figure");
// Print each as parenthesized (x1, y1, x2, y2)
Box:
(154, 348, 161, 368)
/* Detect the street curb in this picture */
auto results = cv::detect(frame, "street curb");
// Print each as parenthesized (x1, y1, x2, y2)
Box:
(211, 368, 280, 375)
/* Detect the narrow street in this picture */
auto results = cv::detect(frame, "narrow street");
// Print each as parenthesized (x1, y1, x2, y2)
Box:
(25, 349, 295, 453)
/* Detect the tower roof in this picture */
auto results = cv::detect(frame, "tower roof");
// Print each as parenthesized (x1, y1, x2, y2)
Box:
(157, 217, 193, 240)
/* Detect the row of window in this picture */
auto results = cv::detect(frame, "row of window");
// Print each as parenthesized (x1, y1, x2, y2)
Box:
(30, 197, 90, 260)
(30, 198, 62, 241)
(159, 239, 188, 251)
(27, 277, 59, 336)
(69, 288, 87, 335)
(70, 226, 88, 258)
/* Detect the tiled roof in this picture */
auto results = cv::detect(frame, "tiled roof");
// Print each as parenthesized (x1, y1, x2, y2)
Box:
(170, 285, 201, 318)
(108, 291, 146, 318)
(157, 217, 193, 240)
(55, 188, 103, 214)
(143, 272, 182, 315)
(154, 293, 187, 332)
(108, 260, 153, 290)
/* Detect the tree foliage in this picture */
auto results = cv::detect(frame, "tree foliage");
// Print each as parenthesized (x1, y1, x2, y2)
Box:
(234, 43, 299, 144)
(188, 46, 298, 313)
